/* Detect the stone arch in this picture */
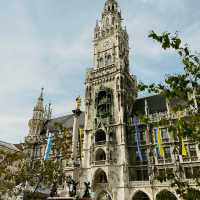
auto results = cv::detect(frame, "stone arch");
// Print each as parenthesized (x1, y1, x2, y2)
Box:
(93, 168, 108, 185)
(105, 54, 112, 66)
(97, 190, 112, 200)
(132, 190, 151, 200)
(106, 17, 109, 25)
(156, 190, 177, 200)
(112, 4, 115, 11)
(186, 188, 200, 199)
(95, 148, 106, 161)
(116, 76, 120, 90)
(112, 17, 115, 25)
(99, 57, 104, 68)
(107, 54, 112, 65)
(95, 129, 106, 144)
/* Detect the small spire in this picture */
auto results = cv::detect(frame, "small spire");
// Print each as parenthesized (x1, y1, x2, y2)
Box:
(39, 87, 44, 100)
(48, 102, 52, 119)
(44, 102, 52, 120)
(34, 88, 44, 112)
(95, 19, 99, 31)
(106, 0, 117, 3)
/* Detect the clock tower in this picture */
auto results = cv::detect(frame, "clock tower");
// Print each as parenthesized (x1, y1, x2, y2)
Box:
(82, 0, 137, 199)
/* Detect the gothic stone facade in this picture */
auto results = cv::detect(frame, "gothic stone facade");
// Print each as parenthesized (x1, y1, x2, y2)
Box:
(25, 1, 200, 200)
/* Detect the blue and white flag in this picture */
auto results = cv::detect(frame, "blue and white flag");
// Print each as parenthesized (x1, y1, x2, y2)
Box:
(44, 132, 53, 161)
(133, 116, 143, 161)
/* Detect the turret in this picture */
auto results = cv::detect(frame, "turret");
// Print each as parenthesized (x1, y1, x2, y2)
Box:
(28, 88, 45, 136)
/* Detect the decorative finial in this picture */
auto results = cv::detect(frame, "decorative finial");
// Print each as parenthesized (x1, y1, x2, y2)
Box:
(76, 96, 81, 110)
(48, 102, 52, 119)
(39, 87, 44, 99)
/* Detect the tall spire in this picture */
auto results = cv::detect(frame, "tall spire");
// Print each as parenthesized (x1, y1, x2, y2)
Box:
(39, 87, 44, 100)
(44, 102, 52, 120)
(28, 88, 45, 136)
(34, 88, 44, 112)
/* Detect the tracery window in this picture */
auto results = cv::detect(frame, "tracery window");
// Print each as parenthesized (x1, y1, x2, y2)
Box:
(99, 57, 104, 68)
(95, 130, 106, 144)
(189, 144, 197, 158)
(95, 89, 113, 119)
(107, 55, 112, 65)
(112, 17, 115, 25)
(95, 148, 106, 161)
(105, 54, 112, 66)
(161, 128, 169, 143)
(106, 17, 109, 25)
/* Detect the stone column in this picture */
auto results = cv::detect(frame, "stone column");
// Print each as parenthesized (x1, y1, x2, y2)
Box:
(71, 114, 80, 165)
(71, 96, 82, 168)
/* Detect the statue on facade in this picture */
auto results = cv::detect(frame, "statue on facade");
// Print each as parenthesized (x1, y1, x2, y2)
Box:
(83, 182, 91, 198)
(66, 176, 79, 197)
(76, 96, 81, 110)
(50, 181, 57, 197)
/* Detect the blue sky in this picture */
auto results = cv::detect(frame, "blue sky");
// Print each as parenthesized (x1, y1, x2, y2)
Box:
(0, 0, 199, 143)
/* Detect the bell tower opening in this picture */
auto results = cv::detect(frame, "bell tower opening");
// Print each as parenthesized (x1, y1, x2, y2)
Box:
(95, 130, 106, 144)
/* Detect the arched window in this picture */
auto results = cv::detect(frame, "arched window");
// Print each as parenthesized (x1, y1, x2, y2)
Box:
(93, 169, 108, 184)
(107, 55, 112, 65)
(116, 76, 120, 90)
(99, 57, 104, 68)
(156, 190, 177, 200)
(112, 5, 115, 11)
(95, 88, 113, 119)
(95, 148, 106, 161)
(132, 191, 150, 200)
(106, 17, 109, 25)
(112, 17, 115, 25)
(95, 130, 106, 144)
(109, 132, 114, 142)
(105, 55, 112, 66)
(97, 191, 111, 200)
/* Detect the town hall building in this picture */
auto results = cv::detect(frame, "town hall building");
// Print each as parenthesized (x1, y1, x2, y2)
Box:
(25, 0, 200, 199)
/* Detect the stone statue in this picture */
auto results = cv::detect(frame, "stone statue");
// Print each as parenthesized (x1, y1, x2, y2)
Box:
(50, 181, 57, 197)
(76, 96, 81, 110)
(66, 176, 79, 197)
(83, 182, 91, 198)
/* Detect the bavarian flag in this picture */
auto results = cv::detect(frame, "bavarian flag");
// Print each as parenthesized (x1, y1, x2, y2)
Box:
(44, 132, 53, 161)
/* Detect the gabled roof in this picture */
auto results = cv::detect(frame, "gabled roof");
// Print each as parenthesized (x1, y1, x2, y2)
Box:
(134, 94, 167, 115)
(46, 112, 85, 132)
(0, 140, 21, 152)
